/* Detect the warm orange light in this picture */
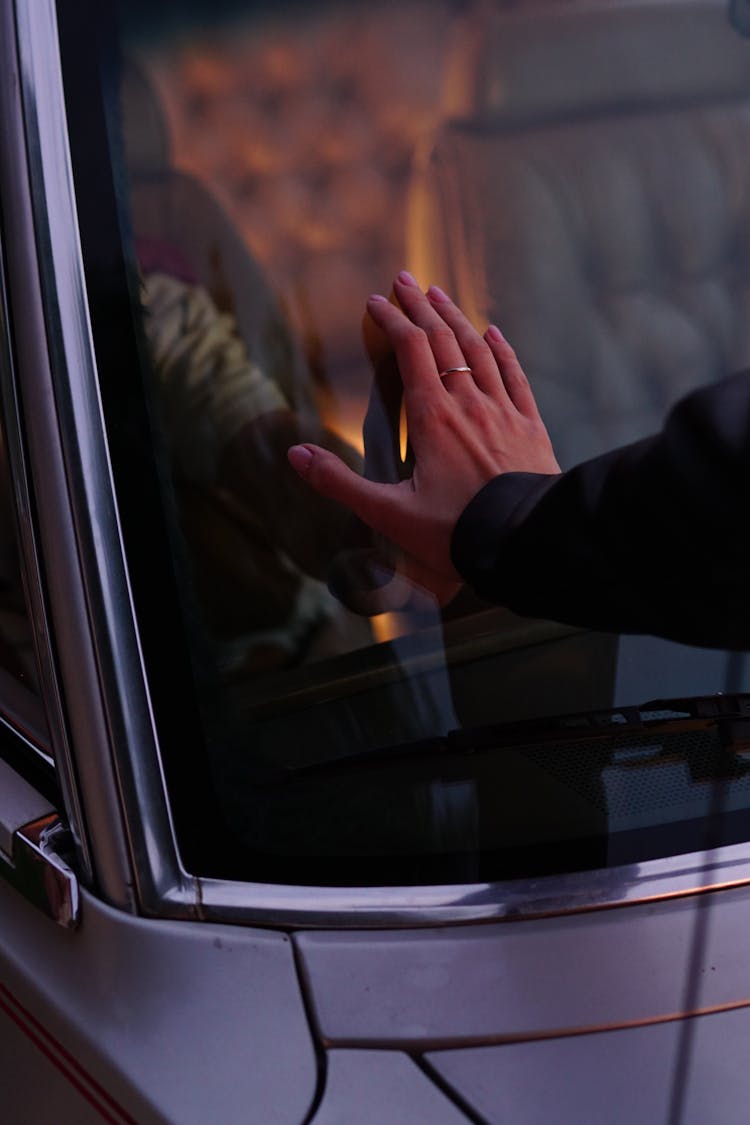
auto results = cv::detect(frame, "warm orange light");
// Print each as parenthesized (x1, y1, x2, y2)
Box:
(371, 611, 410, 644)
(399, 401, 408, 464)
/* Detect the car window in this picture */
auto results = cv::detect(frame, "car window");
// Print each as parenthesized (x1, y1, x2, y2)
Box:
(57, 0, 750, 888)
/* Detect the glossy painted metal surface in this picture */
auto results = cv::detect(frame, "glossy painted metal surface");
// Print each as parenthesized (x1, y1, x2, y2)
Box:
(310, 1050, 470, 1124)
(426, 1008, 750, 1124)
(0, 882, 318, 1125)
(0, 990, 123, 1125)
(295, 884, 750, 1046)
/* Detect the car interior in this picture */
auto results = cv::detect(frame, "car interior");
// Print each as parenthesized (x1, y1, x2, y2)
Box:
(409, 0, 750, 467)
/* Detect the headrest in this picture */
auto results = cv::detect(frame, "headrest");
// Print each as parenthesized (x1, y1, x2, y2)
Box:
(120, 57, 172, 177)
(443, 0, 750, 127)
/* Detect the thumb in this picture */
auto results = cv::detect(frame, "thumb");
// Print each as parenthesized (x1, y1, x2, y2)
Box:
(287, 443, 398, 531)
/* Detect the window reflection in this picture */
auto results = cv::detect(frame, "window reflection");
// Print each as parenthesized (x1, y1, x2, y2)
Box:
(136, 2, 453, 424)
(410, 0, 750, 466)
(120, 8, 461, 694)
(101, 0, 750, 883)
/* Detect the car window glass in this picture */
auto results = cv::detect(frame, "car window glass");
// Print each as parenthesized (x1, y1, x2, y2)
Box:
(59, 0, 750, 886)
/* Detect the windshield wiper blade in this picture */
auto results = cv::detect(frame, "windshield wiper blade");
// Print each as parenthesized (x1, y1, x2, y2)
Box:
(449, 692, 750, 752)
(258, 692, 750, 787)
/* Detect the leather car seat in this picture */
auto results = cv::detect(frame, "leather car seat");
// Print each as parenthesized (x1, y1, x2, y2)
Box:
(408, 0, 750, 466)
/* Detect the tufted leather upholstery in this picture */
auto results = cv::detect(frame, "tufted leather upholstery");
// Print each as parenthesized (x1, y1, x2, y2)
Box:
(409, 0, 750, 465)
(121, 58, 315, 418)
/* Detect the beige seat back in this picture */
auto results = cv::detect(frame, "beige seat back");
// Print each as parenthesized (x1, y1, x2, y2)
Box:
(409, 0, 750, 464)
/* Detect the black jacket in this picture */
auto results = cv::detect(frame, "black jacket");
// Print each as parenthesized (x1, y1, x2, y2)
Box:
(451, 370, 750, 649)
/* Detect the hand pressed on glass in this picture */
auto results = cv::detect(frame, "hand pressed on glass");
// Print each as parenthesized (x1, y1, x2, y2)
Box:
(288, 272, 561, 604)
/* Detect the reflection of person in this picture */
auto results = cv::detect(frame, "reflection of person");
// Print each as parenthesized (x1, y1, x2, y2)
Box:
(289, 270, 750, 651)
(140, 253, 371, 675)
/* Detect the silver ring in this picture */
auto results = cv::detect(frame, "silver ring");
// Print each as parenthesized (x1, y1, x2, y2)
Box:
(439, 366, 472, 378)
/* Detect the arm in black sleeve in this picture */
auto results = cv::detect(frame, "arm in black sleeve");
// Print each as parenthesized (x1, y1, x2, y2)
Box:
(451, 370, 750, 650)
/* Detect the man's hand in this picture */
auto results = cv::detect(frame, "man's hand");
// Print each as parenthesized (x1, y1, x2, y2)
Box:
(288, 272, 560, 599)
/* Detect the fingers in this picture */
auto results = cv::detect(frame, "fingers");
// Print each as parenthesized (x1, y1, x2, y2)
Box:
(483, 324, 539, 417)
(288, 442, 462, 583)
(288, 443, 405, 545)
(365, 294, 440, 399)
(391, 272, 469, 384)
(289, 442, 463, 614)
(424, 284, 505, 397)
(373, 274, 534, 414)
(414, 278, 538, 417)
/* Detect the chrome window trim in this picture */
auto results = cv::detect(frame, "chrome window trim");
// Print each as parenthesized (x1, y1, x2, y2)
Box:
(8, 0, 194, 913)
(0, 146, 56, 777)
(180, 840, 750, 930)
(0, 7, 82, 825)
(1, 47, 64, 796)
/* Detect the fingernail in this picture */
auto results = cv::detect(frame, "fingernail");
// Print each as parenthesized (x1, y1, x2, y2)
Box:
(368, 293, 388, 304)
(287, 445, 313, 474)
(486, 324, 506, 343)
(427, 285, 450, 303)
(397, 270, 419, 287)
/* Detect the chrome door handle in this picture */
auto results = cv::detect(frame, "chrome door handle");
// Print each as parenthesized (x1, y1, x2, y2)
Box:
(1, 813, 80, 929)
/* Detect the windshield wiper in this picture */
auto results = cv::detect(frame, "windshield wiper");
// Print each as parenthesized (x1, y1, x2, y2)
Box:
(258, 692, 750, 787)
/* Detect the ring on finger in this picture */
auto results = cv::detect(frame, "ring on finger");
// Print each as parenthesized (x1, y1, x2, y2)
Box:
(438, 366, 472, 378)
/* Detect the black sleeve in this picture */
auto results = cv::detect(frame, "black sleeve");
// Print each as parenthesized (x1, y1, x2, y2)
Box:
(450, 370, 750, 650)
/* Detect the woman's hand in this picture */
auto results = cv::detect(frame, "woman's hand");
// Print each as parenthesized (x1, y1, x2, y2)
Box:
(288, 272, 560, 601)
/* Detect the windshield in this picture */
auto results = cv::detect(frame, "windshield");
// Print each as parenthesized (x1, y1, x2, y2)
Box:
(58, 0, 750, 886)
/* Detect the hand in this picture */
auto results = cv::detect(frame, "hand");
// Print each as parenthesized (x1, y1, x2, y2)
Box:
(326, 285, 464, 612)
(219, 410, 364, 581)
(288, 271, 561, 599)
